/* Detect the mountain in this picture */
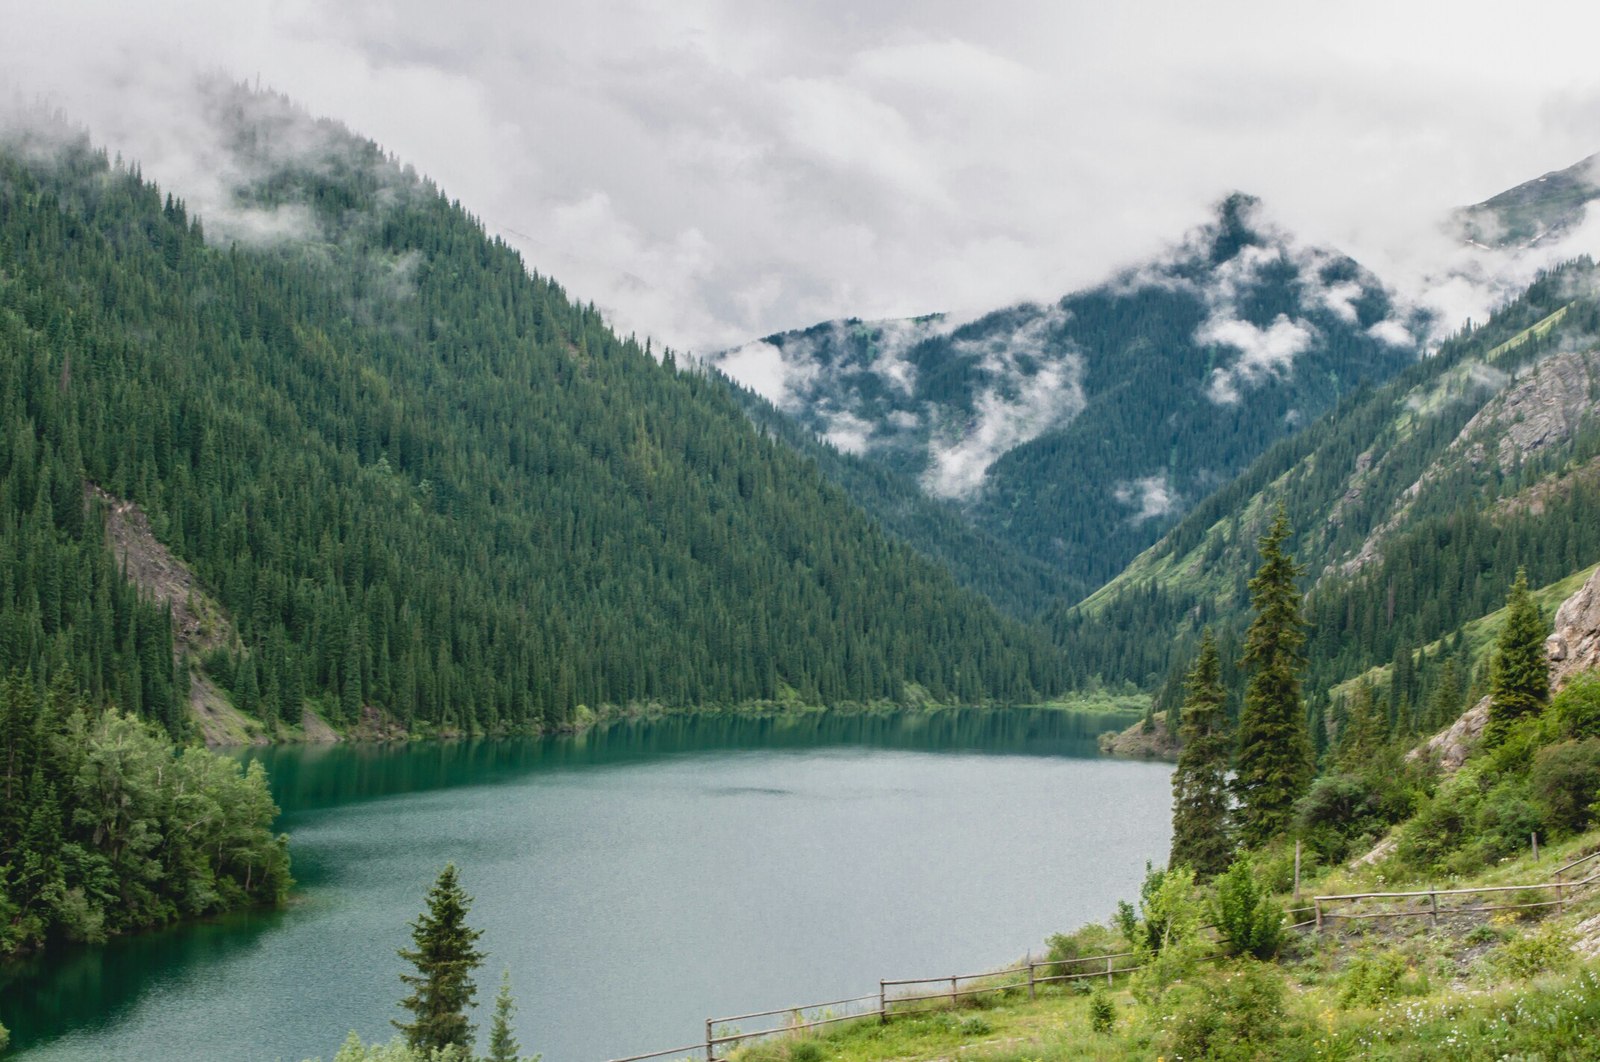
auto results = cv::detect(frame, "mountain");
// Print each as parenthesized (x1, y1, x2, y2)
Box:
(711, 194, 1424, 606)
(0, 85, 1067, 744)
(1057, 256, 1600, 710)
(1453, 152, 1600, 249)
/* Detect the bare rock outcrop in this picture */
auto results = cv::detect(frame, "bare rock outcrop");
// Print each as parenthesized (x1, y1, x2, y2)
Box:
(1407, 697, 1490, 772)
(1341, 348, 1600, 577)
(1408, 564, 1600, 772)
(1548, 564, 1600, 692)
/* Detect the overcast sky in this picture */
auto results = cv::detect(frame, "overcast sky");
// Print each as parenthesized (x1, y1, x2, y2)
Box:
(4, 1, 1600, 355)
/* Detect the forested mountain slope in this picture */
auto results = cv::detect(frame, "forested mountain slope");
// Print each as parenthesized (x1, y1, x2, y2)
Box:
(718, 375, 1075, 618)
(1453, 151, 1600, 249)
(1058, 258, 1600, 715)
(0, 87, 1064, 744)
(711, 195, 1422, 606)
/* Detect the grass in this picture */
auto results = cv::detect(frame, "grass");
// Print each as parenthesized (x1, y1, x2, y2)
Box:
(727, 825, 1600, 1062)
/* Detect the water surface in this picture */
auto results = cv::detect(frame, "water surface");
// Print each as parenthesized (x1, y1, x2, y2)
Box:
(1, 709, 1172, 1061)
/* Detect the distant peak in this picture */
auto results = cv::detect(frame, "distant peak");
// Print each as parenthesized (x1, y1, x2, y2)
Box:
(1206, 192, 1269, 265)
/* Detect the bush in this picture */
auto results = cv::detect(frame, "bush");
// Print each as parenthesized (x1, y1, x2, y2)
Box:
(1212, 857, 1284, 960)
(1486, 924, 1575, 981)
(789, 1041, 824, 1062)
(1551, 672, 1600, 740)
(1115, 863, 1202, 957)
(1338, 950, 1409, 1008)
(1473, 778, 1543, 860)
(1089, 988, 1115, 1034)
(1529, 738, 1600, 835)
(955, 1015, 991, 1036)
(1294, 773, 1382, 863)
(1396, 770, 1479, 870)
(1043, 921, 1120, 989)
(1294, 756, 1423, 864)
(1159, 962, 1290, 1061)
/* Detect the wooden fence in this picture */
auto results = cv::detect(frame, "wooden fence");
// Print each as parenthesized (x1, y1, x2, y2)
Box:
(607, 848, 1600, 1062)
(1311, 846, 1600, 930)
(602, 950, 1143, 1062)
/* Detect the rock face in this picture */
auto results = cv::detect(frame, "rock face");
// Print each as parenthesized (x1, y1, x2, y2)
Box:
(1548, 564, 1600, 692)
(1098, 712, 1181, 761)
(1470, 349, 1599, 469)
(1407, 696, 1490, 772)
(1410, 565, 1600, 772)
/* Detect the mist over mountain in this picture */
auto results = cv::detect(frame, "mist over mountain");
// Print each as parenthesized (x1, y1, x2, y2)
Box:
(1453, 152, 1600, 250)
(713, 194, 1424, 605)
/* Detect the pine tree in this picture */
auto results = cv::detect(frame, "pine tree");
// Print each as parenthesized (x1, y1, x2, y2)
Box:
(1232, 505, 1314, 848)
(1169, 630, 1233, 880)
(1335, 681, 1385, 773)
(486, 968, 523, 1062)
(1485, 568, 1550, 746)
(394, 864, 486, 1054)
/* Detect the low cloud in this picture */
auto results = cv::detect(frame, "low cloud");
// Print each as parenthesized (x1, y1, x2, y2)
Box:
(924, 356, 1082, 499)
(1114, 473, 1179, 522)
(923, 302, 1083, 498)
(1201, 314, 1318, 404)
(3, 2, 1598, 361)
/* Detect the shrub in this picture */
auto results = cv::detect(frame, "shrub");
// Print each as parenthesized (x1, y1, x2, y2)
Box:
(1043, 921, 1120, 989)
(1088, 989, 1115, 1034)
(789, 1041, 824, 1062)
(1338, 950, 1409, 1008)
(1529, 738, 1600, 835)
(1551, 672, 1600, 740)
(1396, 770, 1479, 870)
(1486, 924, 1575, 980)
(955, 1015, 991, 1036)
(1212, 857, 1285, 960)
(1473, 778, 1543, 860)
(1294, 773, 1381, 862)
(1294, 755, 1423, 864)
(1159, 962, 1289, 1062)
(1115, 863, 1202, 957)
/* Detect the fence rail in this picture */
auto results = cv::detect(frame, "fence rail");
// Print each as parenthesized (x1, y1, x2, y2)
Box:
(603, 949, 1141, 1062)
(1311, 859, 1600, 931)
(609, 847, 1600, 1062)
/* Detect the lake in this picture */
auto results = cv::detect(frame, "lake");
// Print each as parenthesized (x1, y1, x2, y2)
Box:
(0, 709, 1173, 1062)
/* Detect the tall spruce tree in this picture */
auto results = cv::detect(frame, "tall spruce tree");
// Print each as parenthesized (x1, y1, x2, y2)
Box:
(1485, 568, 1550, 746)
(1232, 505, 1314, 848)
(394, 864, 486, 1054)
(1169, 629, 1233, 879)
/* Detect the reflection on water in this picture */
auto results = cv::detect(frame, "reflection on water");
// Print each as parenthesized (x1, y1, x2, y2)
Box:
(245, 708, 1130, 816)
(2, 707, 1163, 1062)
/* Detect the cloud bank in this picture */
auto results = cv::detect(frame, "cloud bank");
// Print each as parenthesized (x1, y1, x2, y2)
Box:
(2, 1, 1599, 359)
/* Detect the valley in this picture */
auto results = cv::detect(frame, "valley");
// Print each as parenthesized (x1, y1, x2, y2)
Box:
(1, 41, 1600, 1062)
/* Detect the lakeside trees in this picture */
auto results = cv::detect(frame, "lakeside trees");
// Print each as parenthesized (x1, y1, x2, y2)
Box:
(0, 670, 289, 957)
(1232, 507, 1314, 848)
(1168, 630, 1232, 879)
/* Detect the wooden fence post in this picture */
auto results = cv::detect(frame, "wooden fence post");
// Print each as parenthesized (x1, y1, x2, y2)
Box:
(1105, 955, 1114, 987)
(1429, 890, 1438, 926)
(879, 980, 887, 1024)
(1314, 897, 1323, 933)
(705, 1018, 714, 1062)
(1532, 832, 1540, 863)
(950, 976, 958, 1007)
(1028, 960, 1036, 1002)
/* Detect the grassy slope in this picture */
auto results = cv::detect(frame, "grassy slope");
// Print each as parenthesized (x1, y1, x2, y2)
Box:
(730, 827, 1600, 1062)
(1328, 560, 1600, 701)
